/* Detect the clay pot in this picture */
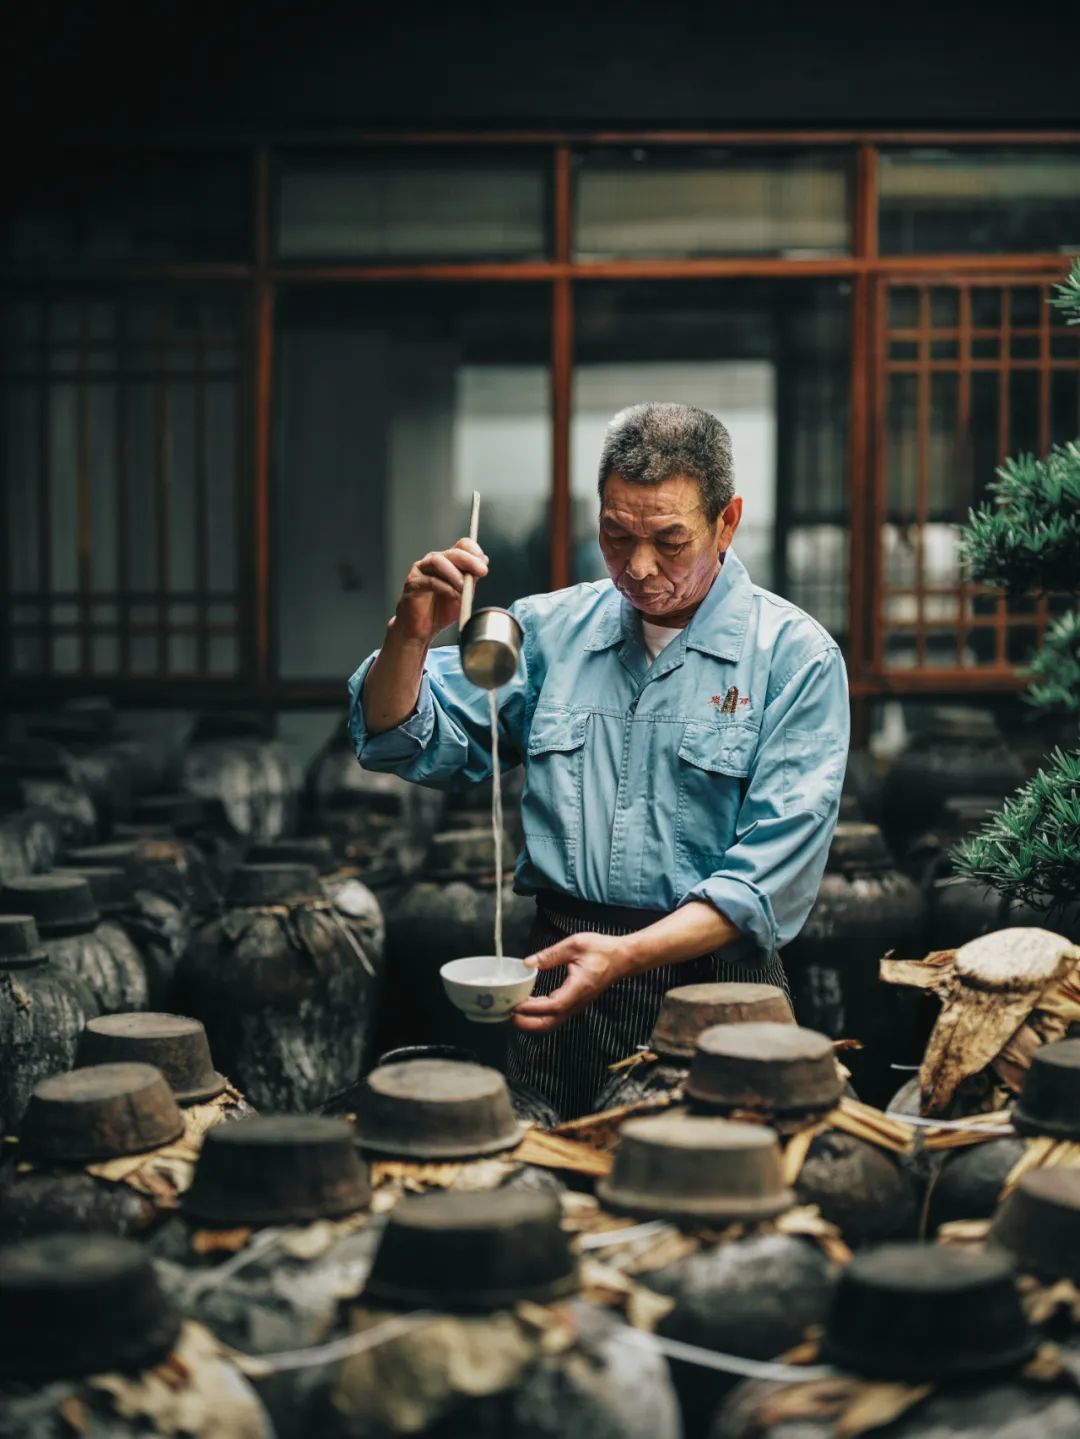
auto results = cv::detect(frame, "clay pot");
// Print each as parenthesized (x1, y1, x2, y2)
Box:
(365, 1189, 577, 1310)
(0, 1235, 179, 1380)
(595, 982, 794, 1113)
(176, 864, 378, 1110)
(20, 1062, 184, 1163)
(1, 873, 148, 1013)
(597, 1115, 794, 1224)
(781, 821, 926, 1105)
(0, 914, 95, 1134)
(989, 1168, 1080, 1282)
(686, 1022, 843, 1122)
(351, 1058, 524, 1159)
(184, 1115, 371, 1225)
(77, 1012, 228, 1104)
(824, 1243, 1034, 1380)
(1014, 1037, 1080, 1140)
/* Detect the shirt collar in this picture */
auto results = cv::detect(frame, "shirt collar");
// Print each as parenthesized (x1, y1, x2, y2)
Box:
(583, 550, 753, 663)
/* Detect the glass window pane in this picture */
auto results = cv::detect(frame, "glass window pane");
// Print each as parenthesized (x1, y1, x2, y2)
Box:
(571, 280, 850, 643)
(3, 150, 251, 265)
(276, 153, 548, 261)
(575, 149, 850, 259)
(879, 148, 1080, 254)
(275, 285, 551, 681)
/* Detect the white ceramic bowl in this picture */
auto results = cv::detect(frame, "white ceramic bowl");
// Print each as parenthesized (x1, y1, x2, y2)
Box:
(439, 956, 537, 1024)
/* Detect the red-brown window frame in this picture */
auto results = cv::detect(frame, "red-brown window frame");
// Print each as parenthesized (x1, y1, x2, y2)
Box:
(2, 129, 1078, 727)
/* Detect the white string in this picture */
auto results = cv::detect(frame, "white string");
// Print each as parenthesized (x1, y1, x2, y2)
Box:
(885, 1112, 1015, 1135)
(233, 1310, 437, 1375)
(579, 1220, 674, 1251)
(611, 1326, 836, 1382)
(180, 1226, 286, 1300)
(489, 688, 505, 969)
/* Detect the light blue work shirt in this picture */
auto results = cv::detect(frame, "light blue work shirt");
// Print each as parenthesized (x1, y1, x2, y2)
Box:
(347, 550, 849, 967)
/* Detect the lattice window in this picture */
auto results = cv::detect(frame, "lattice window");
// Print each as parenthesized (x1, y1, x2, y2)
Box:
(2, 291, 248, 682)
(875, 278, 1080, 674)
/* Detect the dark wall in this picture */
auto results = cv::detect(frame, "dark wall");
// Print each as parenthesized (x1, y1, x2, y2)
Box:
(6, 0, 1080, 140)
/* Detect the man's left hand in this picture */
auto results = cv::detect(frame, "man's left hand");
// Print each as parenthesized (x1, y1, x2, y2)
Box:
(512, 933, 630, 1033)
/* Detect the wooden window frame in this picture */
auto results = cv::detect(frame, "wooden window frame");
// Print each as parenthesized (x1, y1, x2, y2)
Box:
(2, 129, 1078, 722)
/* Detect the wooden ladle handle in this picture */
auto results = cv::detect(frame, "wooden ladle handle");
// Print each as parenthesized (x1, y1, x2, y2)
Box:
(460, 490, 481, 629)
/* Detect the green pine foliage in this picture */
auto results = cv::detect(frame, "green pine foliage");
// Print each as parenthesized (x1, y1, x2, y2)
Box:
(1050, 257, 1080, 324)
(952, 749, 1080, 915)
(959, 443, 1080, 594)
(1026, 611, 1080, 714)
(950, 259, 1080, 914)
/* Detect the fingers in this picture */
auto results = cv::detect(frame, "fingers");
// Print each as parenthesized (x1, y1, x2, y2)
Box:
(523, 938, 575, 971)
(417, 551, 470, 593)
(514, 966, 596, 1029)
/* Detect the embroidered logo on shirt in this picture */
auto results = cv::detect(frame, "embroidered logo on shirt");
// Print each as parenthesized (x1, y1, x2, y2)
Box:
(711, 688, 750, 714)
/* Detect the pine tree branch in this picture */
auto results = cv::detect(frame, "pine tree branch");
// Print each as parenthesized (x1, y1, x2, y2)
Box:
(951, 748, 1080, 911)
(1026, 611, 1080, 713)
(1051, 258, 1080, 326)
(960, 442, 1080, 593)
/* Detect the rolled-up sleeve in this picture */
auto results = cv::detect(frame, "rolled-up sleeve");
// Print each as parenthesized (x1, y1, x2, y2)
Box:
(346, 603, 531, 790)
(681, 644, 849, 963)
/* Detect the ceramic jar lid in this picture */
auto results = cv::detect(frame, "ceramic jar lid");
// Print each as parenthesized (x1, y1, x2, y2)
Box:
(61, 841, 139, 873)
(597, 1114, 795, 1223)
(0, 1235, 181, 1380)
(823, 1243, 1035, 1380)
(0, 914, 48, 969)
(826, 822, 893, 874)
(365, 1189, 578, 1310)
(183, 1115, 371, 1225)
(248, 836, 337, 875)
(77, 1012, 227, 1105)
(0, 874, 100, 938)
(21, 1062, 185, 1163)
(990, 1168, 1080, 1282)
(52, 865, 134, 917)
(351, 1058, 524, 1159)
(649, 983, 794, 1060)
(132, 794, 209, 832)
(225, 862, 319, 907)
(1013, 1038, 1080, 1141)
(685, 1022, 843, 1120)
(422, 828, 511, 881)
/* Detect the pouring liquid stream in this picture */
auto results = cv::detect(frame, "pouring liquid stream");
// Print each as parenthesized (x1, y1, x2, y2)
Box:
(488, 689, 507, 974)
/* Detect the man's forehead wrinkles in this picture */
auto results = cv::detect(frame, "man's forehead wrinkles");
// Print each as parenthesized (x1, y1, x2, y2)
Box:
(601, 507, 702, 533)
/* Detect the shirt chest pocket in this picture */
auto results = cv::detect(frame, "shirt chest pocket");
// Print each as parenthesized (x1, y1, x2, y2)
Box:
(675, 720, 759, 878)
(524, 707, 589, 844)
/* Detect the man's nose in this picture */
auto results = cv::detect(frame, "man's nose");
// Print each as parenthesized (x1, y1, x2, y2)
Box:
(626, 543, 658, 580)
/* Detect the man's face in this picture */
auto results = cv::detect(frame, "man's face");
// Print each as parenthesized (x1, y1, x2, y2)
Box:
(598, 472, 742, 621)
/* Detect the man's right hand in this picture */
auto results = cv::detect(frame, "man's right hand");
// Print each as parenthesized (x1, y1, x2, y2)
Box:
(394, 537, 490, 646)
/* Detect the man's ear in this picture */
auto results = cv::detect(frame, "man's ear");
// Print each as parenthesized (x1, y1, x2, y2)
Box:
(717, 495, 743, 552)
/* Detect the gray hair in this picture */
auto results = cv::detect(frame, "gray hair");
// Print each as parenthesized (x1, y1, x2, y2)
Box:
(597, 403, 734, 523)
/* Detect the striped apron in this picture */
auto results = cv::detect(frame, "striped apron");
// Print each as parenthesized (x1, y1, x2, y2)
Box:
(505, 889, 793, 1121)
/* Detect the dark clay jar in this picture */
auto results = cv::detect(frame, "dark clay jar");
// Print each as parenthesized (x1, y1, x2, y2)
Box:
(180, 714, 301, 843)
(0, 915, 96, 1135)
(63, 838, 222, 1006)
(2, 747, 99, 847)
(382, 829, 535, 1068)
(175, 863, 378, 1111)
(881, 706, 1026, 859)
(0, 875, 147, 1015)
(646, 1232, 838, 1438)
(781, 822, 926, 1106)
(0, 1235, 271, 1438)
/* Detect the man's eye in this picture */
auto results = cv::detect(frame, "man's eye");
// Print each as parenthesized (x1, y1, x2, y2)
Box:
(658, 541, 686, 555)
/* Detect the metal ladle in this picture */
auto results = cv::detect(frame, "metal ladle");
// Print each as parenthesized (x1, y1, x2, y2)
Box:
(458, 491, 523, 690)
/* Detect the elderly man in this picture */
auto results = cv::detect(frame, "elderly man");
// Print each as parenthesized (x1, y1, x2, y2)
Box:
(349, 403, 849, 1117)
